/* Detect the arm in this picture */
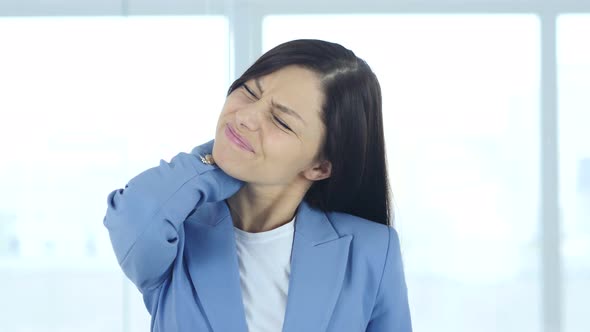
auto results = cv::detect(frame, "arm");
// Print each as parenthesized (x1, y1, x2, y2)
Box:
(103, 140, 243, 293)
(366, 227, 413, 332)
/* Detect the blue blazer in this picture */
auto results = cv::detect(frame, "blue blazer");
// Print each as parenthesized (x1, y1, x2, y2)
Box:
(103, 141, 412, 332)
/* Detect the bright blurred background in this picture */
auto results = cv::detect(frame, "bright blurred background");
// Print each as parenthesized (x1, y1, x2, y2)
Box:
(0, 1, 587, 331)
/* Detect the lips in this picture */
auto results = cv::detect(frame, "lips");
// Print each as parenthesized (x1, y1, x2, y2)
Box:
(226, 124, 254, 152)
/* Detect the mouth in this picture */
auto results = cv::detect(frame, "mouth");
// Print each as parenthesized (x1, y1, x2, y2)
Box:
(225, 124, 254, 153)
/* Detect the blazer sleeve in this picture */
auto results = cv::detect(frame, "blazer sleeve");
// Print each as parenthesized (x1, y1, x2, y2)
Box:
(103, 140, 243, 293)
(366, 226, 413, 332)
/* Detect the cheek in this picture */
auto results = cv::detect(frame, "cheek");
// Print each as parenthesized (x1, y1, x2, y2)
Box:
(263, 141, 310, 173)
(217, 97, 241, 120)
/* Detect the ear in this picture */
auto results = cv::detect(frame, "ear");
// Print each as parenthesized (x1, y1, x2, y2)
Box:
(302, 159, 332, 182)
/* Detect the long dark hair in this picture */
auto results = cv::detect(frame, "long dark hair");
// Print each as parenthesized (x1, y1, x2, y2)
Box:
(227, 39, 392, 226)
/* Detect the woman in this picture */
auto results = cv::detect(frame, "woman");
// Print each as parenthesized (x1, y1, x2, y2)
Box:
(104, 39, 412, 332)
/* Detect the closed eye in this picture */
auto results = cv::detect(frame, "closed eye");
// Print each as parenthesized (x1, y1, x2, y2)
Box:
(273, 114, 292, 131)
(242, 84, 258, 99)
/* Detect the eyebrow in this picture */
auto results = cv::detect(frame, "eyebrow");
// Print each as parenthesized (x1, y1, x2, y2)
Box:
(255, 77, 307, 125)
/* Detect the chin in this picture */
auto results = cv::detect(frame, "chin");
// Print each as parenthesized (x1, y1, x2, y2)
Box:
(211, 140, 249, 181)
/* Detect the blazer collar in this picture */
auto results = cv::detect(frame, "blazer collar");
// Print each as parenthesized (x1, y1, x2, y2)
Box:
(184, 199, 352, 332)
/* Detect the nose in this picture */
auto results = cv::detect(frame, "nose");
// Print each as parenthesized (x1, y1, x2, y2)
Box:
(235, 102, 263, 131)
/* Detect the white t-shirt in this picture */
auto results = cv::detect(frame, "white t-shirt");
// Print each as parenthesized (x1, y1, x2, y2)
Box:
(233, 215, 296, 332)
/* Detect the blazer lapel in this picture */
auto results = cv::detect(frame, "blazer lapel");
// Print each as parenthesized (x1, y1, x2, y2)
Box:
(184, 201, 249, 332)
(281, 201, 353, 332)
(183, 200, 352, 332)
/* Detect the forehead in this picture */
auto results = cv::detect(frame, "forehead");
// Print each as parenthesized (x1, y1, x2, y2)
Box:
(257, 66, 324, 121)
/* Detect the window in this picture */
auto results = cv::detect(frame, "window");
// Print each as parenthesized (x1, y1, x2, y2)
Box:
(265, 14, 541, 332)
(557, 14, 590, 332)
(0, 16, 229, 332)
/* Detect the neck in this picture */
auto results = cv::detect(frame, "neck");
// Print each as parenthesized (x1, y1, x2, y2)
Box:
(226, 180, 311, 233)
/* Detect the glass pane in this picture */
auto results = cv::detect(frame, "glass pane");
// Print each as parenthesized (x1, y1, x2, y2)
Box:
(0, 16, 229, 332)
(557, 14, 590, 332)
(264, 15, 540, 332)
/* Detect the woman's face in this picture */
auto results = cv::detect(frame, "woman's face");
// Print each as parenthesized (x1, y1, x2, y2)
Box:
(212, 65, 331, 186)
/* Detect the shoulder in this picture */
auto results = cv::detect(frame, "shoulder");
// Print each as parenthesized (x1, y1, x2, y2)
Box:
(324, 210, 399, 263)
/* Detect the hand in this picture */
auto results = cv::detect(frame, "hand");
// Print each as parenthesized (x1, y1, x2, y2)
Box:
(190, 139, 244, 202)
